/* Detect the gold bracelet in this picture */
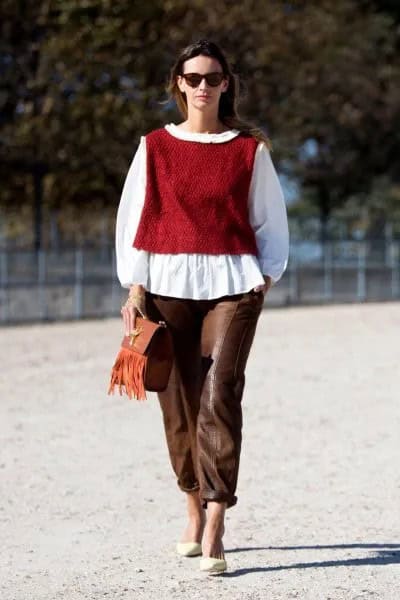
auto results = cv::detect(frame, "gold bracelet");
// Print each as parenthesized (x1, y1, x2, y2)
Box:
(123, 292, 144, 309)
(129, 286, 145, 296)
(123, 297, 136, 308)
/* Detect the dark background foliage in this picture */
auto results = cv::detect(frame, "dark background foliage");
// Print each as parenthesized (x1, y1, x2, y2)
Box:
(1, 0, 399, 247)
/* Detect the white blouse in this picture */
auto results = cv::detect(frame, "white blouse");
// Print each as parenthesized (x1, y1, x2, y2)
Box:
(116, 123, 289, 300)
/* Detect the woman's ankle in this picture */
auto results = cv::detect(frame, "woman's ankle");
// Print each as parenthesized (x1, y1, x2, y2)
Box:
(205, 501, 226, 524)
(186, 491, 205, 521)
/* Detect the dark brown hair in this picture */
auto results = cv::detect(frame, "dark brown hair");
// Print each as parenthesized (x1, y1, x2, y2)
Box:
(166, 39, 272, 149)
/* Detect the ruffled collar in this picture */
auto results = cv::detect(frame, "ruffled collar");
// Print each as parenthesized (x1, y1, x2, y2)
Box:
(165, 122, 240, 144)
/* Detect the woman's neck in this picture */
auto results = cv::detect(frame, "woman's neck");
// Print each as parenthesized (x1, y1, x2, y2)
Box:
(178, 115, 228, 134)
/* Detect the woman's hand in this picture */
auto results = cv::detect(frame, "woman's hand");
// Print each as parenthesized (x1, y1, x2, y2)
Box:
(253, 275, 273, 295)
(120, 284, 147, 335)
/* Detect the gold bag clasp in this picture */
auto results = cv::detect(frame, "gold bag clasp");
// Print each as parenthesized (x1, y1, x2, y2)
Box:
(129, 326, 143, 346)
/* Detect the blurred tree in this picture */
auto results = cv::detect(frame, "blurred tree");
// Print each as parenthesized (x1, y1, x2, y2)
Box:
(1, 0, 399, 246)
(0, 0, 57, 248)
(371, 0, 400, 22)
(239, 0, 400, 238)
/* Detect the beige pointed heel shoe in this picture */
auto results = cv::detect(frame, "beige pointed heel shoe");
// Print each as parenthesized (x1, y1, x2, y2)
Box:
(176, 542, 202, 557)
(199, 556, 227, 574)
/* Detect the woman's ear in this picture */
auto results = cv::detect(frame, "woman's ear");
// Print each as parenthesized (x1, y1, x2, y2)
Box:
(177, 76, 185, 93)
(221, 77, 229, 93)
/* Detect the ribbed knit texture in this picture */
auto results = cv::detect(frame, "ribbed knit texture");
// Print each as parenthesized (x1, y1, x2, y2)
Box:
(133, 128, 259, 255)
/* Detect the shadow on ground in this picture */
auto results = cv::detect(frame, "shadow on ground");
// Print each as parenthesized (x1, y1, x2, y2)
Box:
(222, 543, 400, 577)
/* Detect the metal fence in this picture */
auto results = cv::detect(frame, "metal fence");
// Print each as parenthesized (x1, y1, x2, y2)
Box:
(1, 240, 399, 324)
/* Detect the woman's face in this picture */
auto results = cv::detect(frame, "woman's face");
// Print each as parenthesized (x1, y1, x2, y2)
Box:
(177, 55, 229, 114)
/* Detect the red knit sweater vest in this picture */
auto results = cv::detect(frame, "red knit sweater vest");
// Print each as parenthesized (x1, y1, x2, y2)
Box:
(133, 127, 259, 255)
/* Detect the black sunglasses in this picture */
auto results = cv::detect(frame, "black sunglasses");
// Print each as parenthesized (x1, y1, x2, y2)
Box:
(181, 72, 225, 88)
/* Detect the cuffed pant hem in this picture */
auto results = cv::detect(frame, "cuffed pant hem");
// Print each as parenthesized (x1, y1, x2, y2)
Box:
(201, 492, 237, 510)
(178, 481, 200, 493)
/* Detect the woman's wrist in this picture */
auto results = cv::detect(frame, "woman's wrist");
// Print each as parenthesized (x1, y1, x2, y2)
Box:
(128, 284, 146, 296)
(123, 284, 146, 307)
(122, 284, 146, 310)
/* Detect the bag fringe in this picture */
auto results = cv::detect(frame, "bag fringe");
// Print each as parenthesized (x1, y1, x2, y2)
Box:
(108, 347, 147, 401)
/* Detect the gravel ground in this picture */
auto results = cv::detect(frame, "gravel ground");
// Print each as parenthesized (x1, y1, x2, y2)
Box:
(1, 302, 399, 600)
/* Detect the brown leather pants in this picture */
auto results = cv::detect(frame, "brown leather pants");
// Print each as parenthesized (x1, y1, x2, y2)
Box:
(145, 290, 264, 509)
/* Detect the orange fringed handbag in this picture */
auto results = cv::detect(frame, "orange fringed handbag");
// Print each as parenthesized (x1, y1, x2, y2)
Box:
(108, 316, 173, 401)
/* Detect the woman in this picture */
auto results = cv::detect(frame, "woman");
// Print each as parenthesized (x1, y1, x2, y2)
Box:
(116, 39, 289, 574)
